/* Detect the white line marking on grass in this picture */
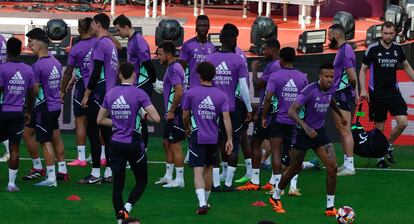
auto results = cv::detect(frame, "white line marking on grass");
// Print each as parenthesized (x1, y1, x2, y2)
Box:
(19, 157, 414, 172)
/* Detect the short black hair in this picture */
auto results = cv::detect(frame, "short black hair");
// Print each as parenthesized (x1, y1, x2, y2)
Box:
(32, 34, 50, 45)
(381, 21, 396, 31)
(329, 23, 345, 35)
(26, 28, 46, 39)
(196, 15, 209, 23)
(159, 41, 176, 56)
(7, 37, 22, 57)
(79, 17, 93, 32)
(113, 14, 132, 28)
(121, 217, 140, 224)
(222, 23, 239, 36)
(279, 47, 295, 63)
(119, 62, 135, 80)
(319, 62, 334, 73)
(219, 29, 237, 44)
(197, 62, 216, 82)
(264, 38, 280, 50)
(94, 13, 110, 30)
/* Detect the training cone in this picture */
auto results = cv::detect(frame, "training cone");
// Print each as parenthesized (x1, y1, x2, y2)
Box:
(251, 201, 267, 207)
(66, 195, 81, 201)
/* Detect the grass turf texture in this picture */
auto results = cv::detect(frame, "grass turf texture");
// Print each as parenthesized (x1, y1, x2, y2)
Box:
(0, 134, 413, 224)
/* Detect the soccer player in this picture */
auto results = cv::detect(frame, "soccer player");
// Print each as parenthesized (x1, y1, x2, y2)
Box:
(28, 33, 68, 187)
(359, 21, 414, 168)
(113, 14, 157, 148)
(156, 41, 186, 188)
(269, 63, 346, 216)
(179, 15, 216, 90)
(328, 24, 358, 176)
(0, 34, 11, 163)
(260, 47, 308, 196)
(21, 28, 48, 180)
(236, 38, 281, 190)
(179, 15, 216, 165)
(215, 23, 252, 186)
(97, 62, 160, 223)
(206, 29, 252, 191)
(182, 62, 233, 214)
(61, 17, 96, 167)
(79, 13, 119, 184)
(0, 37, 35, 191)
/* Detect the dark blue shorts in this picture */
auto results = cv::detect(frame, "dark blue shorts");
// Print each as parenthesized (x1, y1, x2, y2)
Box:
(34, 104, 61, 143)
(334, 86, 355, 112)
(293, 127, 331, 151)
(219, 108, 244, 154)
(0, 111, 24, 144)
(73, 81, 86, 117)
(163, 107, 185, 143)
(189, 131, 219, 167)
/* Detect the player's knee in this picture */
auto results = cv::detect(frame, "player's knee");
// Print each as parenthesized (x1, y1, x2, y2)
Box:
(397, 120, 408, 130)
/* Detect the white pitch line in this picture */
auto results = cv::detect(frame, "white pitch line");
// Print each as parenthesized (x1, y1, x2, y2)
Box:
(17, 157, 414, 172)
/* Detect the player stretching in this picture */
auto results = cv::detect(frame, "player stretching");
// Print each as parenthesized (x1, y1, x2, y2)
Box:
(269, 63, 346, 216)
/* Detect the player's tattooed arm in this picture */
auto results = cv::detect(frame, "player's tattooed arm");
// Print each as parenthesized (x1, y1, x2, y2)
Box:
(330, 98, 347, 126)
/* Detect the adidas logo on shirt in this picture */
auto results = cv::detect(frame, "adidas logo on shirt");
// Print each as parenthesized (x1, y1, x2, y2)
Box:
(84, 48, 93, 64)
(0, 41, 6, 54)
(111, 48, 118, 61)
(112, 95, 130, 109)
(9, 71, 25, 85)
(198, 96, 215, 110)
(216, 61, 231, 75)
(283, 79, 298, 92)
(49, 66, 61, 80)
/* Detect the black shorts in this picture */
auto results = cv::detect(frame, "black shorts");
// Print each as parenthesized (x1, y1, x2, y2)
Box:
(110, 140, 147, 172)
(188, 131, 219, 167)
(369, 90, 407, 122)
(218, 108, 244, 154)
(268, 122, 294, 140)
(0, 111, 24, 144)
(26, 111, 36, 129)
(34, 105, 61, 143)
(334, 86, 355, 112)
(236, 98, 249, 131)
(73, 81, 86, 117)
(293, 127, 331, 151)
(163, 108, 185, 143)
(88, 83, 106, 109)
(252, 115, 268, 140)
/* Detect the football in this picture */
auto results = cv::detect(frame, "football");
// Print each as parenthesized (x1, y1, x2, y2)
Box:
(336, 206, 356, 224)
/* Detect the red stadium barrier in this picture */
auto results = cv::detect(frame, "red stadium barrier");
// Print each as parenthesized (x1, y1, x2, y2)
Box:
(359, 70, 414, 146)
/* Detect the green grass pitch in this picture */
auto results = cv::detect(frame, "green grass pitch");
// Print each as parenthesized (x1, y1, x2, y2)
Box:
(0, 134, 413, 224)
